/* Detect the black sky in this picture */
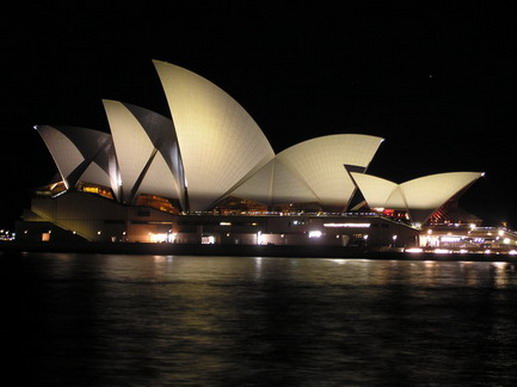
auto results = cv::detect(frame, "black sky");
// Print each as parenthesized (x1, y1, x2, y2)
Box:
(2, 2, 516, 229)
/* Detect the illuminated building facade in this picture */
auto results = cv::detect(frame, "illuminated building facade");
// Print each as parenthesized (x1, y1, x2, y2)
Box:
(17, 60, 503, 252)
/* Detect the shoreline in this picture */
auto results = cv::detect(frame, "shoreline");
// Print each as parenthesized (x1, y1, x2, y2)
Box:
(2, 241, 517, 262)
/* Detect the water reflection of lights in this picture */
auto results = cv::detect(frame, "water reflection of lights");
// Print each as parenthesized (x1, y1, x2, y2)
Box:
(153, 255, 174, 263)
(423, 260, 436, 269)
(492, 261, 508, 269)
(254, 257, 264, 280)
(492, 261, 509, 287)
(328, 259, 347, 265)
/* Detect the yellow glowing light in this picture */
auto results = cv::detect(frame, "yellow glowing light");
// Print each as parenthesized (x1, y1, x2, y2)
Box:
(149, 233, 168, 243)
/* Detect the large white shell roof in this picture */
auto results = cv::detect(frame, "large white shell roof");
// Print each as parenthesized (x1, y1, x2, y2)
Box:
(153, 60, 275, 211)
(230, 134, 384, 208)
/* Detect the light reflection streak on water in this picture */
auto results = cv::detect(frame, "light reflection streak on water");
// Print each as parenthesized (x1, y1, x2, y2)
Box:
(492, 261, 509, 288)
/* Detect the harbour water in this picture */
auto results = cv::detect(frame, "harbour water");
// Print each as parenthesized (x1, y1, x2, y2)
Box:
(7, 252, 517, 385)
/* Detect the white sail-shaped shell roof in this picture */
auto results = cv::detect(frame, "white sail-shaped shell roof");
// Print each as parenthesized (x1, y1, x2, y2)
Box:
(350, 171, 484, 223)
(153, 60, 275, 211)
(400, 172, 483, 210)
(230, 158, 319, 205)
(276, 134, 384, 207)
(348, 173, 405, 209)
(102, 100, 181, 204)
(36, 125, 114, 192)
(229, 134, 383, 208)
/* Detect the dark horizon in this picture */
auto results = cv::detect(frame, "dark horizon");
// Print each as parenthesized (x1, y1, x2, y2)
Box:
(2, 3, 516, 229)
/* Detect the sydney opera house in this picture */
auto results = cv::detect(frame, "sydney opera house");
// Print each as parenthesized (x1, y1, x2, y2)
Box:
(16, 60, 516, 253)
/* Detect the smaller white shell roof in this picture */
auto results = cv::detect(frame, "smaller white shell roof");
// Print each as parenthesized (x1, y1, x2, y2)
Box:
(399, 172, 484, 210)
(349, 173, 404, 209)
(103, 100, 181, 204)
(351, 171, 484, 223)
(36, 125, 114, 191)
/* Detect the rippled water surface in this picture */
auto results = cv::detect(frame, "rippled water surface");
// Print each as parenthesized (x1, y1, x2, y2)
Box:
(7, 252, 517, 385)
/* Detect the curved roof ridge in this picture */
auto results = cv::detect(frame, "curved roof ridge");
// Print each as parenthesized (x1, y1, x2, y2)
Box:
(277, 133, 384, 154)
(399, 171, 485, 187)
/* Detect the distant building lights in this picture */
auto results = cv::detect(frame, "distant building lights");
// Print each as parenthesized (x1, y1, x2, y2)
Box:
(440, 236, 462, 243)
(257, 231, 264, 245)
(323, 223, 371, 228)
(509, 250, 517, 255)
(308, 230, 322, 238)
(434, 248, 450, 254)
(202, 235, 216, 244)
(150, 233, 168, 243)
(220, 222, 232, 226)
(405, 247, 423, 254)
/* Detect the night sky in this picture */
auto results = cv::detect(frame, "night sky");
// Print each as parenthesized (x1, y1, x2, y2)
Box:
(2, 2, 516, 229)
